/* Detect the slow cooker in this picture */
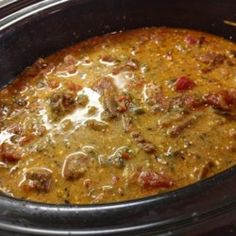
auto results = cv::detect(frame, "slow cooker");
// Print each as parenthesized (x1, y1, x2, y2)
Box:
(0, 0, 235, 235)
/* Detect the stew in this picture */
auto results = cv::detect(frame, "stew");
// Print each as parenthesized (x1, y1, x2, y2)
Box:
(0, 27, 235, 204)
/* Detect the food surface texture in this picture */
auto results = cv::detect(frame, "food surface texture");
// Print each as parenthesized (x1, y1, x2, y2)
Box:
(0, 27, 236, 204)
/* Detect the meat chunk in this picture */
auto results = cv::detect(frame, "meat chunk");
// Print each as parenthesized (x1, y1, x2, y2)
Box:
(158, 112, 184, 128)
(0, 143, 22, 163)
(138, 170, 174, 189)
(62, 153, 89, 180)
(131, 131, 156, 154)
(182, 94, 203, 110)
(50, 91, 76, 116)
(64, 54, 77, 65)
(103, 90, 119, 118)
(99, 55, 119, 66)
(199, 52, 227, 73)
(56, 54, 77, 74)
(125, 59, 139, 70)
(66, 81, 82, 92)
(93, 78, 119, 118)
(144, 82, 170, 112)
(199, 52, 226, 66)
(22, 168, 52, 192)
(121, 115, 156, 154)
(171, 89, 236, 112)
(100, 55, 116, 63)
(93, 78, 132, 117)
(167, 115, 200, 137)
(34, 58, 55, 76)
(203, 89, 236, 110)
(23, 58, 54, 78)
(112, 59, 139, 75)
(92, 77, 116, 94)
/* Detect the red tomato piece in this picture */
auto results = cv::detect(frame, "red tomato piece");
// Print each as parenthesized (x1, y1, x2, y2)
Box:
(138, 170, 174, 189)
(184, 35, 198, 45)
(175, 76, 195, 92)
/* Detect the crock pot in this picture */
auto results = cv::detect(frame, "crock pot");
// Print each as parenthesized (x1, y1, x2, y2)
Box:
(0, 0, 235, 235)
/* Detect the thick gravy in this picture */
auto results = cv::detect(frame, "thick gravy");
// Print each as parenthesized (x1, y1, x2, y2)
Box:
(0, 28, 235, 204)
